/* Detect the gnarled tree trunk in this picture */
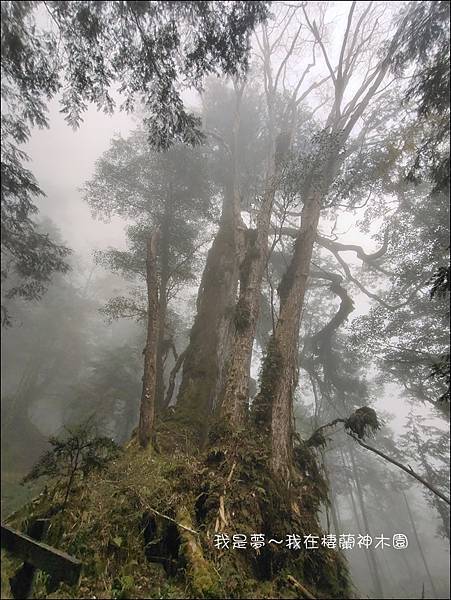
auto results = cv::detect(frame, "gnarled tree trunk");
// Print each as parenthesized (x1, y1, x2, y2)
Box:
(174, 205, 240, 439)
(175, 86, 244, 442)
(219, 160, 278, 428)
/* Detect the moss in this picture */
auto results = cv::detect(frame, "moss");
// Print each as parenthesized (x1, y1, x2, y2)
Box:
(234, 298, 251, 331)
(2, 426, 352, 599)
(239, 229, 259, 290)
(158, 389, 213, 451)
(253, 336, 283, 428)
(1, 551, 19, 599)
(345, 406, 381, 439)
(277, 240, 299, 305)
(177, 506, 220, 598)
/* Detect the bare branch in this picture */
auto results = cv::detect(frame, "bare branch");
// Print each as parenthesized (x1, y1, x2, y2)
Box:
(274, 19, 303, 92)
(316, 229, 390, 263)
(349, 434, 451, 506)
(338, 2, 357, 81)
(302, 5, 336, 84)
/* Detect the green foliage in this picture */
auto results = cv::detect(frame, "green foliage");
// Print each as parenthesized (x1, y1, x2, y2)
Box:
(428, 353, 450, 404)
(429, 265, 450, 299)
(1, 3, 71, 322)
(351, 170, 449, 409)
(84, 129, 212, 321)
(0, 150, 71, 324)
(23, 420, 119, 508)
(391, 1, 450, 194)
(392, 1, 450, 119)
(2, 0, 269, 148)
(5, 426, 351, 599)
(428, 266, 450, 404)
(400, 412, 450, 540)
(111, 575, 135, 600)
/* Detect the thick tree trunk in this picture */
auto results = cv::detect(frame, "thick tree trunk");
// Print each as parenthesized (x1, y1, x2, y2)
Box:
(220, 152, 278, 427)
(253, 46, 396, 478)
(138, 230, 160, 448)
(175, 208, 240, 437)
(175, 87, 244, 441)
(253, 191, 322, 478)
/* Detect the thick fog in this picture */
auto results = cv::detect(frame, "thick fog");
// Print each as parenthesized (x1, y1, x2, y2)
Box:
(1, 2, 449, 599)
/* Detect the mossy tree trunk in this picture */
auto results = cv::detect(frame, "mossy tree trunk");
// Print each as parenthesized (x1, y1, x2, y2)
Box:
(252, 171, 328, 479)
(138, 230, 161, 448)
(175, 85, 244, 442)
(251, 4, 407, 480)
(220, 157, 278, 428)
(219, 69, 290, 429)
(174, 200, 240, 441)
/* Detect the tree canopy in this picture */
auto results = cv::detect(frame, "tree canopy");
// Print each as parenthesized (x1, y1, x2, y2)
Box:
(1, 0, 269, 323)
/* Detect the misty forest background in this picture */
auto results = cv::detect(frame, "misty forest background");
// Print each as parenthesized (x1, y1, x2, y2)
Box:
(1, 1, 450, 599)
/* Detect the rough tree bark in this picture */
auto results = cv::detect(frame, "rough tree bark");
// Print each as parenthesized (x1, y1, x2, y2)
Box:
(219, 23, 302, 428)
(253, 1, 410, 480)
(138, 230, 161, 448)
(220, 154, 278, 428)
(175, 85, 244, 442)
(155, 196, 171, 413)
(252, 178, 328, 479)
(174, 192, 240, 440)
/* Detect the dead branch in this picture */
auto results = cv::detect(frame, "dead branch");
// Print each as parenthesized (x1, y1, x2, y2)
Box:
(147, 506, 199, 535)
(348, 434, 451, 506)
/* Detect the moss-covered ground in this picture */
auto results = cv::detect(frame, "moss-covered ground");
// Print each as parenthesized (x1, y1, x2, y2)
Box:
(1, 421, 352, 599)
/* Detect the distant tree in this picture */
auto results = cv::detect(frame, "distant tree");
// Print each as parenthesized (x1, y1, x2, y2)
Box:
(0, 220, 116, 482)
(1, 220, 93, 432)
(1, 124, 71, 325)
(65, 344, 143, 444)
(351, 181, 450, 412)
(400, 412, 450, 540)
(390, 1, 450, 402)
(83, 130, 212, 414)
